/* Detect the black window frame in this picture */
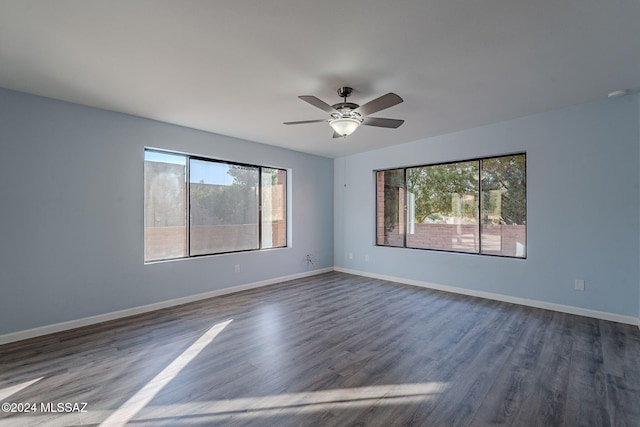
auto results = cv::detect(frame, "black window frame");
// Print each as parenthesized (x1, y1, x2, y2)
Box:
(375, 152, 526, 259)
(144, 148, 288, 262)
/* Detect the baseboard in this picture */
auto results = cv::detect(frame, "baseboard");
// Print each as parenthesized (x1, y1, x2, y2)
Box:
(334, 267, 640, 326)
(2, 266, 636, 345)
(0, 267, 333, 345)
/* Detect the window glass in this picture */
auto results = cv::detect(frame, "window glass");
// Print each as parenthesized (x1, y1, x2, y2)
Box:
(189, 160, 259, 255)
(261, 168, 287, 248)
(144, 151, 187, 261)
(376, 169, 405, 247)
(406, 161, 479, 253)
(481, 155, 526, 257)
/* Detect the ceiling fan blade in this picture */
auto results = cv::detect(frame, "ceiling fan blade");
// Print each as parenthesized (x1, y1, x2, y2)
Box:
(362, 117, 404, 128)
(299, 95, 338, 113)
(283, 119, 327, 125)
(355, 93, 403, 116)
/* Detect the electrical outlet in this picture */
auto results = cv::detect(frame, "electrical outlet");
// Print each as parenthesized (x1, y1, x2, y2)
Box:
(348, 252, 353, 259)
(575, 279, 585, 291)
(364, 255, 369, 262)
(235, 264, 240, 273)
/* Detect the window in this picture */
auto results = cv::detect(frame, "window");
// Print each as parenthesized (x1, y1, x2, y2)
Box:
(144, 151, 187, 261)
(189, 160, 259, 255)
(144, 150, 287, 262)
(480, 155, 526, 257)
(376, 153, 526, 258)
(376, 169, 405, 247)
(406, 161, 479, 253)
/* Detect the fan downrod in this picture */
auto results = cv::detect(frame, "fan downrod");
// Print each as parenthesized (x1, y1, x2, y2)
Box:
(333, 87, 359, 110)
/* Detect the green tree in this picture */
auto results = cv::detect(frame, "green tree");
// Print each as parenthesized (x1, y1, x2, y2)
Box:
(190, 165, 259, 225)
(407, 161, 478, 223)
(227, 165, 258, 186)
(481, 155, 526, 225)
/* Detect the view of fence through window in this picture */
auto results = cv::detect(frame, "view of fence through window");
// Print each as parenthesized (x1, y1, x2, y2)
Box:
(144, 150, 287, 262)
(144, 151, 187, 261)
(376, 153, 526, 258)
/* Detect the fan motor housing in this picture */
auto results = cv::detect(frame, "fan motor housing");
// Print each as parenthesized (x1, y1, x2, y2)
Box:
(331, 102, 359, 111)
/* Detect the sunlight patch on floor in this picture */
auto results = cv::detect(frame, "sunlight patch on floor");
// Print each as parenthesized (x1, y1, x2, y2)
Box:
(134, 382, 448, 422)
(0, 377, 44, 401)
(99, 319, 233, 427)
(0, 381, 445, 427)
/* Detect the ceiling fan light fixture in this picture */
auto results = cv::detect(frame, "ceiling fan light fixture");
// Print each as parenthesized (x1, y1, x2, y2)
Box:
(284, 88, 404, 138)
(329, 117, 361, 137)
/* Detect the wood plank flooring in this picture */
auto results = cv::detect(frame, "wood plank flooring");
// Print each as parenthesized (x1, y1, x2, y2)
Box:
(1, 272, 639, 426)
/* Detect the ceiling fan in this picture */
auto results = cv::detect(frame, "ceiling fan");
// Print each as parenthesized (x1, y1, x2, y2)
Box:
(284, 87, 404, 138)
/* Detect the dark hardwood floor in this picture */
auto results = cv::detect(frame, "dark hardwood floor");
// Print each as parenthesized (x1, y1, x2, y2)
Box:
(1, 272, 639, 426)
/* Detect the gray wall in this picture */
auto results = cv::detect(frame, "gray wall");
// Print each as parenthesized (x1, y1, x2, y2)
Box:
(335, 94, 640, 318)
(2, 86, 638, 336)
(0, 88, 334, 335)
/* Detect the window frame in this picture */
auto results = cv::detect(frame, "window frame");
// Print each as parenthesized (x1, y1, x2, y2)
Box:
(375, 152, 526, 259)
(144, 148, 288, 263)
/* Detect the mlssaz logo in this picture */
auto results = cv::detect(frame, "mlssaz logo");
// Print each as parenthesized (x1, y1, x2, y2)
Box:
(40, 402, 88, 413)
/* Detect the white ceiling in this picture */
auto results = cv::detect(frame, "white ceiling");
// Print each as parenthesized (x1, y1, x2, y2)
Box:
(1, 1, 638, 158)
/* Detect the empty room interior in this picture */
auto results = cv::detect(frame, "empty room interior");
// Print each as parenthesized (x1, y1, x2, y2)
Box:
(1, 1, 639, 426)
